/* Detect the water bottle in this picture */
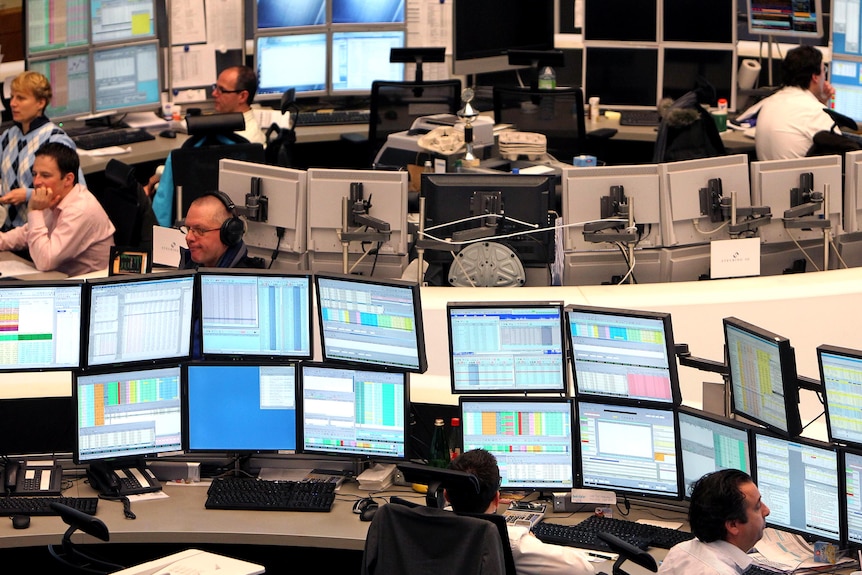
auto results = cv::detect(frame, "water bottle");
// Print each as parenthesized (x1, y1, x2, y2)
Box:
(429, 418, 451, 468)
(538, 66, 556, 90)
(449, 417, 462, 460)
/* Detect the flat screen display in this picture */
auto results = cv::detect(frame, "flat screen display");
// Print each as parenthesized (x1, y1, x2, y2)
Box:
(818, 344, 862, 449)
(747, 0, 822, 39)
(90, 0, 156, 44)
(28, 53, 93, 122)
(332, 0, 404, 23)
(330, 31, 405, 93)
(92, 41, 161, 115)
(844, 449, 862, 547)
(26, 0, 89, 55)
(255, 32, 328, 99)
(256, 0, 326, 29)
(583, 47, 659, 108)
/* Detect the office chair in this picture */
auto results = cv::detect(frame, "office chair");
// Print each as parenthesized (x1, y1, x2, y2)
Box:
(47, 502, 124, 574)
(98, 159, 157, 252)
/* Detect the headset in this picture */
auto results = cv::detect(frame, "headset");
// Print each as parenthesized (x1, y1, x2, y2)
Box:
(202, 190, 244, 247)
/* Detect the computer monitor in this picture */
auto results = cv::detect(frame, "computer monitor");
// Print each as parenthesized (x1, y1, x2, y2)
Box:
(460, 396, 575, 491)
(84, 271, 195, 369)
(834, 3, 862, 55)
(836, 82, 862, 153)
(677, 405, 753, 499)
(753, 430, 841, 543)
(314, 272, 427, 373)
(255, 0, 326, 29)
(747, 0, 823, 39)
(28, 53, 93, 123)
(565, 304, 682, 405)
(0, 279, 84, 372)
(447, 301, 567, 394)
(197, 269, 312, 361)
(90, 0, 156, 44)
(818, 344, 862, 450)
(658, 154, 754, 248)
(255, 32, 327, 100)
(723, 316, 803, 437)
(420, 173, 556, 267)
(576, 398, 682, 499)
(184, 362, 297, 452)
(299, 362, 408, 460)
(452, 0, 554, 76)
(582, 46, 659, 109)
(25, 0, 89, 56)
(332, 0, 404, 23)
(661, 47, 736, 110)
(0, 397, 74, 456)
(583, 0, 657, 42)
(561, 164, 663, 252)
(844, 448, 862, 548)
(663, 0, 735, 43)
(92, 41, 161, 116)
(330, 30, 405, 94)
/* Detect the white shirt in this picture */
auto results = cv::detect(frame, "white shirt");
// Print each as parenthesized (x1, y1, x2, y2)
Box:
(755, 86, 837, 161)
(657, 538, 754, 575)
(507, 524, 595, 575)
(239, 109, 267, 145)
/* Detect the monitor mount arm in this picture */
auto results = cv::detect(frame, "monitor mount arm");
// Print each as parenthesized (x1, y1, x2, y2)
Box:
(583, 185, 638, 243)
(338, 182, 392, 273)
(783, 173, 829, 228)
(233, 176, 268, 223)
(700, 178, 772, 235)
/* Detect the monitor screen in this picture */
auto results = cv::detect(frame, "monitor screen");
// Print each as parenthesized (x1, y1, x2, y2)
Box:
(255, 32, 327, 100)
(747, 0, 822, 39)
(28, 53, 93, 122)
(299, 362, 408, 460)
(314, 273, 427, 373)
(663, 0, 734, 43)
(828, 58, 862, 127)
(753, 431, 841, 543)
(90, 0, 156, 44)
(447, 301, 567, 394)
(661, 47, 736, 109)
(197, 269, 312, 360)
(74, 364, 183, 464)
(844, 449, 862, 547)
(332, 0, 404, 23)
(565, 305, 681, 405)
(583, 0, 657, 42)
(256, 0, 326, 29)
(818, 344, 862, 449)
(0, 397, 75, 456)
(834, 1, 862, 56)
(84, 271, 195, 368)
(576, 399, 682, 499)
(26, 0, 89, 55)
(724, 316, 802, 437)
(583, 46, 659, 109)
(420, 173, 556, 267)
(184, 362, 297, 453)
(330, 31, 405, 94)
(0, 280, 84, 372)
(92, 41, 161, 115)
(460, 397, 575, 491)
(678, 406, 752, 499)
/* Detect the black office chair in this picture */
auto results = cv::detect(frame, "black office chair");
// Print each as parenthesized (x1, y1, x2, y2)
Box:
(652, 83, 726, 163)
(97, 159, 157, 252)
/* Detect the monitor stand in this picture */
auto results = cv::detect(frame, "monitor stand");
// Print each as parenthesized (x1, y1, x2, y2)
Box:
(215, 454, 256, 479)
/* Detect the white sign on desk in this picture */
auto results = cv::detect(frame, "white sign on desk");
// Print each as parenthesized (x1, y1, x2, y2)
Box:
(710, 237, 761, 279)
(153, 225, 188, 268)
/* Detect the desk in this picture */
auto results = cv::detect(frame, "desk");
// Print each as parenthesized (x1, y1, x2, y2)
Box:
(0, 251, 66, 280)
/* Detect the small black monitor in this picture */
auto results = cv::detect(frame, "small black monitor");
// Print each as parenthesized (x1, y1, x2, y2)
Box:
(299, 362, 409, 460)
(314, 273, 427, 373)
(447, 301, 567, 394)
(183, 361, 298, 453)
(565, 305, 682, 405)
(584, 0, 657, 42)
(843, 448, 862, 548)
(723, 317, 803, 437)
(818, 344, 862, 449)
(0, 397, 74, 456)
(747, 0, 823, 38)
(583, 46, 659, 108)
(197, 269, 313, 361)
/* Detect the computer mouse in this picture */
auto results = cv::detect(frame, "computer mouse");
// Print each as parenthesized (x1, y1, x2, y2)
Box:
(11, 515, 30, 529)
(159, 129, 177, 139)
(360, 503, 378, 522)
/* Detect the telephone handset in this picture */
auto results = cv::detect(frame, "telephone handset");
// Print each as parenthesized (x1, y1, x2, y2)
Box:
(3, 460, 64, 495)
(86, 462, 161, 496)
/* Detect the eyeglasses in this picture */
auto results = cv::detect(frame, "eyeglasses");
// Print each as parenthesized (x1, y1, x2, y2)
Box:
(211, 83, 244, 94)
(180, 225, 220, 237)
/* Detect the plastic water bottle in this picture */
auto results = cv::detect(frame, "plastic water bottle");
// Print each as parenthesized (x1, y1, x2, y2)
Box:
(429, 418, 451, 468)
(538, 66, 556, 90)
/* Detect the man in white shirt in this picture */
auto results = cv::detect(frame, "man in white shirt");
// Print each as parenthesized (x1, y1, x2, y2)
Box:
(755, 45, 837, 160)
(212, 66, 266, 146)
(658, 469, 770, 575)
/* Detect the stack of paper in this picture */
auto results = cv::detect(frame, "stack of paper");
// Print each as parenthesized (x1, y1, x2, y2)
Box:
(357, 463, 396, 491)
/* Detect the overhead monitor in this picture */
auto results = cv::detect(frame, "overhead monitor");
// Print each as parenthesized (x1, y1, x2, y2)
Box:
(561, 164, 663, 252)
(299, 362, 408, 460)
(565, 304, 682, 405)
(833, 61, 862, 138)
(723, 316, 802, 437)
(844, 449, 862, 548)
(420, 173, 556, 267)
(92, 41, 161, 116)
(84, 271, 195, 369)
(314, 273, 427, 373)
(582, 47, 659, 109)
(576, 399, 682, 500)
(332, 0, 404, 23)
(583, 0, 657, 42)
(452, 0, 554, 76)
(184, 362, 297, 452)
(753, 430, 841, 543)
(90, 0, 156, 44)
(25, 0, 89, 56)
(0, 280, 84, 372)
(663, 0, 735, 43)
(460, 396, 575, 491)
(446, 301, 567, 394)
(28, 53, 93, 122)
(218, 159, 308, 255)
(677, 405, 753, 499)
(255, 32, 327, 100)
(255, 0, 326, 29)
(330, 30, 405, 94)
(747, 0, 823, 39)
(749, 155, 843, 245)
(196, 269, 313, 361)
(834, 2, 862, 55)
(818, 344, 862, 450)
(661, 47, 737, 110)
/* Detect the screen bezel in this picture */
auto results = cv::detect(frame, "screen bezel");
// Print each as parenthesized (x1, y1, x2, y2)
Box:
(842, 447, 862, 549)
(447, 301, 567, 394)
(746, 0, 823, 39)
(818, 344, 862, 450)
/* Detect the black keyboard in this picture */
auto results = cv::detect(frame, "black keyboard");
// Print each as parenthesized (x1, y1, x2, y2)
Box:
(575, 515, 695, 549)
(531, 521, 651, 553)
(619, 109, 662, 127)
(71, 127, 156, 150)
(295, 110, 370, 126)
(204, 477, 336, 512)
(0, 496, 99, 516)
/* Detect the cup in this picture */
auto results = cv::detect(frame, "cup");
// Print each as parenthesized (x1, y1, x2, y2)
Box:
(589, 96, 600, 122)
(712, 110, 727, 133)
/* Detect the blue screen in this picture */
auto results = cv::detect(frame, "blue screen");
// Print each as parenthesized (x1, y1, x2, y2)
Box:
(332, 0, 404, 23)
(256, 0, 326, 29)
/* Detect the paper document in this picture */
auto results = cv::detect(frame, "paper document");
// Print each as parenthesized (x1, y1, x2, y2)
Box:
(110, 548, 264, 575)
(748, 528, 856, 572)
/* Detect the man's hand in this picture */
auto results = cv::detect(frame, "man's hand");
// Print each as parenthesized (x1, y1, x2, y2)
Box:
(29, 186, 60, 211)
(0, 188, 27, 206)
(818, 80, 836, 105)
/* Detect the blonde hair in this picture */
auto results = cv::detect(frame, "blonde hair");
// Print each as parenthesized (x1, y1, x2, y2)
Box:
(11, 71, 52, 112)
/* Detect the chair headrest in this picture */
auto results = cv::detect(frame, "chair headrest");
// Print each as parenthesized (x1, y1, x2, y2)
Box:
(185, 112, 246, 136)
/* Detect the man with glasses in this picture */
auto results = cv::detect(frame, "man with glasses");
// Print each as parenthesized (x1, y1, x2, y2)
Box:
(212, 66, 266, 145)
(178, 191, 264, 269)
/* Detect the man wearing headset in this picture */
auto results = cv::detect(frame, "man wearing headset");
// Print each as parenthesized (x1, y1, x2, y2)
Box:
(178, 191, 264, 269)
